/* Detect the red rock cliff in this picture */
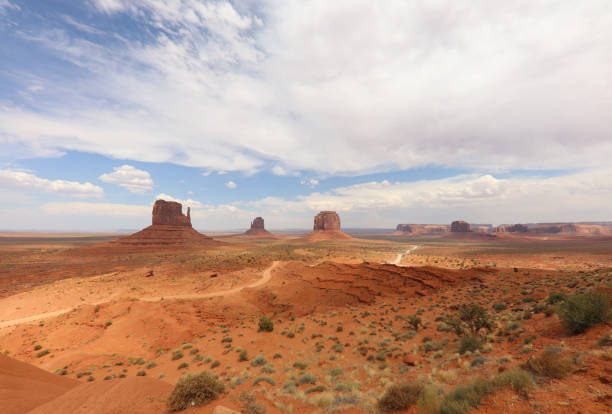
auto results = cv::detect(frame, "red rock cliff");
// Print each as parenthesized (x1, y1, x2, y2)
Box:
(313, 211, 341, 231)
(152, 200, 191, 226)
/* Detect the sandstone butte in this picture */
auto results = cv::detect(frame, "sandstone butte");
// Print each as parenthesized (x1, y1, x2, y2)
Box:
(243, 217, 276, 238)
(110, 200, 221, 248)
(450, 220, 471, 232)
(304, 211, 352, 240)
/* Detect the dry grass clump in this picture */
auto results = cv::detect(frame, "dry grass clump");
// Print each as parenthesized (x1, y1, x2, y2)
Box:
(167, 371, 224, 412)
(377, 382, 424, 412)
(523, 348, 572, 379)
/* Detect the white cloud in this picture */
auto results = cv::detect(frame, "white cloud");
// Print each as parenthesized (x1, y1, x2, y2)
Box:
(0, 169, 103, 198)
(225, 181, 237, 189)
(7, 167, 612, 230)
(99, 165, 154, 194)
(301, 178, 319, 187)
(155, 193, 203, 208)
(3, 1, 612, 175)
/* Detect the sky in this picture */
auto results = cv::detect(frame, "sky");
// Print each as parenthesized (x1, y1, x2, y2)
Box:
(1, 0, 611, 231)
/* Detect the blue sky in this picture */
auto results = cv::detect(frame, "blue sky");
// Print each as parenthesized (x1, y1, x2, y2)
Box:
(1, 1, 611, 231)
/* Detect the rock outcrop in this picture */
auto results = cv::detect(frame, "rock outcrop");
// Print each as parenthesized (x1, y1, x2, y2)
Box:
(152, 200, 191, 226)
(243, 217, 276, 238)
(451, 220, 471, 232)
(305, 211, 352, 240)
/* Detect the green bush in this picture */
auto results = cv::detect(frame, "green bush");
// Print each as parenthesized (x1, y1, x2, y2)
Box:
(458, 305, 493, 336)
(440, 379, 495, 414)
(523, 348, 572, 379)
(258, 316, 274, 332)
(458, 336, 482, 354)
(556, 291, 610, 334)
(238, 350, 248, 362)
(378, 382, 424, 412)
(167, 371, 224, 412)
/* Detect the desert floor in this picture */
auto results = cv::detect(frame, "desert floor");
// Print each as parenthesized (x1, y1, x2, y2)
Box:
(0, 232, 610, 413)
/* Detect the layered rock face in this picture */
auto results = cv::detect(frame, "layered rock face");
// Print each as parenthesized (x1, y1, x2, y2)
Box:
(306, 211, 351, 240)
(451, 220, 471, 232)
(152, 200, 191, 226)
(313, 211, 341, 231)
(244, 217, 276, 238)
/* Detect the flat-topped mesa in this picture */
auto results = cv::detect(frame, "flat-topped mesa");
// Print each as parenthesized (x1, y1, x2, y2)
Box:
(395, 224, 449, 235)
(313, 211, 341, 232)
(152, 200, 191, 227)
(451, 220, 471, 232)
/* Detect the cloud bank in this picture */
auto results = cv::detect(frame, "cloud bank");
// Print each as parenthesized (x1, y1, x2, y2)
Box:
(1, 0, 611, 175)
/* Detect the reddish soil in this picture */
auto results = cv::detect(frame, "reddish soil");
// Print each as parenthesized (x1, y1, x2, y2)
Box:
(0, 234, 610, 413)
(0, 354, 78, 414)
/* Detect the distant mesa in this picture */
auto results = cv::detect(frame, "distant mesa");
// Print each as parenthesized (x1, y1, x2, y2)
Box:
(110, 199, 222, 248)
(395, 224, 449, 235)
(243, 217, 277, 238)
(305, 211, 352, 240)
(450, 220, 471, 232)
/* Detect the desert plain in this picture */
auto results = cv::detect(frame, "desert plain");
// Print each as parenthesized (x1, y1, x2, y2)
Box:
(0, 211, 610, 414)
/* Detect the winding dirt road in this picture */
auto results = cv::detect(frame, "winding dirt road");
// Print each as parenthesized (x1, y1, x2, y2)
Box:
(0, 261, 280, 329)
(390, 245, 420, 265)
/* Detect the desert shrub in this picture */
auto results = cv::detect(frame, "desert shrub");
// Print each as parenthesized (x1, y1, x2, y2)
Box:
(305, 385, 327, 394)
(136, 370, 146, 376)
(298, 373, 317, 385)
(458, 336, 482, 354)
(34, 344, 42, 351)
(253, 376, 275, 386)
(440, 379, 496, 414)
(596, 333, 612, 347)
(408, 315, 422, 331)
(147, 362, 157, 369)
(458, 305, 493, 336)
(36, 349, 50, 358)
(377, 382, 424, 412)
(172, 350, 184, 360)
(494, 368, 534, 397)
(178, 362, 189, 369)
(556, 291, 610, 334)
(417, 385, 443, 414)
(239, 350, 248, 362)
(239, 392, 267, 414)
(258, 316, 274, 332)
(293, 361, 308, 370)
(167, 371, 224, 412)
(251, 355, 266, 367)
(547, 292, 567, 305)
(492, 303, 507, 312)
(523, 348, 572, 379)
